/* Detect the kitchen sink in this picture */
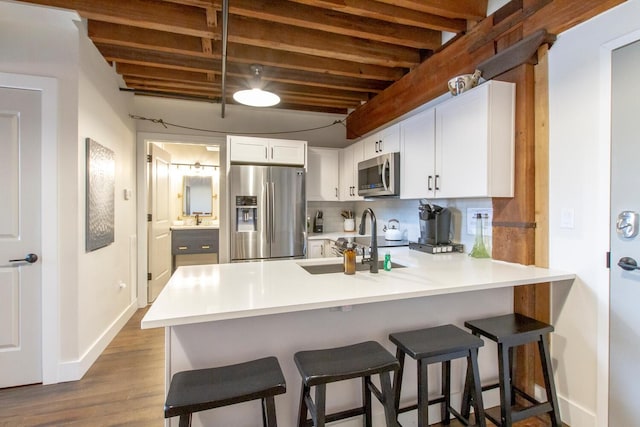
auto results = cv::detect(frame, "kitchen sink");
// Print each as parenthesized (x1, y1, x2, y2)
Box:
(299, 260, 406, 275)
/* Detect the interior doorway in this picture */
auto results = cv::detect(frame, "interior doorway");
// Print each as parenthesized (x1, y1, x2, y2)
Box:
(136, 133, 225, 306)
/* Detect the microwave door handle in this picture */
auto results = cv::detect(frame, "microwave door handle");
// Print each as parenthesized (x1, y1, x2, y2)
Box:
(382, 158, 389, 191)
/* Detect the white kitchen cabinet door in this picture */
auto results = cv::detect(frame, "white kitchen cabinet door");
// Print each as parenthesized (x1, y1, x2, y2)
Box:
(269, 138, 306, 166)
(228, 136, 306, 166)
(307, 147, 339, 201)
(307, 240, 325, 258)
(228, 136, 268, 163)
(362, 124, 400, 160)
(339, 141, 363, 200)
(400, 108, 435, 199)
(434, 81, 514, 198)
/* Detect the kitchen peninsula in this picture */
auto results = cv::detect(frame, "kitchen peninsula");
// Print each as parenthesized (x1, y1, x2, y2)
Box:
(142, 248, 574, 427)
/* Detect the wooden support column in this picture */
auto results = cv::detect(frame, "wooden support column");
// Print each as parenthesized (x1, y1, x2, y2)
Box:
(491, 63, 538, 396)
(491, 44, 552, 396)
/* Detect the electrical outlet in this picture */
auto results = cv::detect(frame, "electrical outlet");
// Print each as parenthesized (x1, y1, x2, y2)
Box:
(467, 208, 493, 236)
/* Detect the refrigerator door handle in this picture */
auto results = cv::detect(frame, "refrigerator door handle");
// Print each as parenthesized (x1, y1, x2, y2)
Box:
(271, 181, 276, 242)
(264, 182, 270, 243)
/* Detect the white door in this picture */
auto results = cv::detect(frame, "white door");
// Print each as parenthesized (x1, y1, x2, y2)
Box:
(609, 39, 640, 425)
(0, 87, 42, 387)
(148, 144, 172, 302)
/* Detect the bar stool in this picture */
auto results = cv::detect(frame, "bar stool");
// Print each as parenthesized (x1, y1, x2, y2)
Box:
(389, 324, 486, 427)
(463, 313, 562, 427)
(164, 356, 286, 427)
(294, 340, 400, 427)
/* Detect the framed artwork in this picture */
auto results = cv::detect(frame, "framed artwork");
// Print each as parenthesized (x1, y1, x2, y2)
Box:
(86, 138, 115, 252)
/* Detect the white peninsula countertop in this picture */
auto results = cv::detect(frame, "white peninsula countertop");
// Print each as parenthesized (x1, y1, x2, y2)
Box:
(145, 247, 574, 427)
(141, 247, 574, 329)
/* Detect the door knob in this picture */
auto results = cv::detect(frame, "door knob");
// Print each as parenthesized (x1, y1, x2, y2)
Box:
(9, 253, 38, 264)
(618, 256, 640, 271)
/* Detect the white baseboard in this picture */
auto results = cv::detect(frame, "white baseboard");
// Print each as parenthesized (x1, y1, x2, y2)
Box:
(56, 302, 138, 383)
(534, 384, 596, 427)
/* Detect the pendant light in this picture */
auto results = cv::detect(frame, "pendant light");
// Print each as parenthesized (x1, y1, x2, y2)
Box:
(233, 65, 280, 107)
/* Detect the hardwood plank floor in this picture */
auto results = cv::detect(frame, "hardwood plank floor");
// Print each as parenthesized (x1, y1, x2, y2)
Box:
(0, 307, 559, 426)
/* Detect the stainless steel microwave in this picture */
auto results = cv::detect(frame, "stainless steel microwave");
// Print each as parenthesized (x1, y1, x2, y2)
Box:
(357, 152, 400, 197)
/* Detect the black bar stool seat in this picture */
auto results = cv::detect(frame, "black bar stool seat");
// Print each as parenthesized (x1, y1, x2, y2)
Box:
(294, 340, 400, 427)
(164, 356, 286, 427)
(463, 313, 562, 427)
(389, 324, 486, 427)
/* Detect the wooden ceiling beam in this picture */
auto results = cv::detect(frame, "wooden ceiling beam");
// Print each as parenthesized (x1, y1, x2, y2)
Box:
(227, 15, 420, 68)
(374, 0, 487, 21)
(226, 44, 405, 81)
(229, 0, 441, 50)
(90, 22, 405, 81)
(88, 21, 209, 57)
(289, 0, 466, 33)
(346, 0, 626, 138)
(100, 44, 387, 93)
(23, 0, 217, 38)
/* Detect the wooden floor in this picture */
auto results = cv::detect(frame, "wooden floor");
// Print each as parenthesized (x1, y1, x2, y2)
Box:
(0, 307, 558, 426)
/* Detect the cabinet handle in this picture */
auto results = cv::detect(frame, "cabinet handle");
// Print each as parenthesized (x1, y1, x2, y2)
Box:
(428, 176, 433, 191)
(265, 146, 268, 159)
(201, 245, 210, 249)
(271, 147, 274, 159)
(320, 245, 324, 256)
(178, 246, 188, 250)
(435, 174, 440, 191)
(335, 187, 338, 198)
(379, 140, 383, 152)
(375, 140, 379, 152)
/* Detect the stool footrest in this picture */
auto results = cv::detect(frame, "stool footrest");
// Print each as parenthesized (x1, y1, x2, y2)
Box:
(300, 407, 366, 427)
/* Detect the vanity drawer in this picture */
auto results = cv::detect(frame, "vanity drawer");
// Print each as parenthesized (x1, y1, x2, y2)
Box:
(172, 229, 219, 255)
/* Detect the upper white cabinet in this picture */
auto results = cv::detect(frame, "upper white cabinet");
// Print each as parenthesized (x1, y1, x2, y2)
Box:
(400, 80, 515, 199)
(307, 147, 340, 201)
(228, 136, 306, 166)
(400, 108, 436, 199)
(339, 141, 364, 201)
(363, 123, 400, 160)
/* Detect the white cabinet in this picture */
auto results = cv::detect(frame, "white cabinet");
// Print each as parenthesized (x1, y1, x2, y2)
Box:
(228, 136, 306, 166)
(435, 80, 514, 198)
(339, 141, 364, 201)
(400, 108, 435, 199)
(307, 147, 340, 201)
(363, 123, 400, 160)
(400, 80, 514, 199)
(307, 239, 333, 258)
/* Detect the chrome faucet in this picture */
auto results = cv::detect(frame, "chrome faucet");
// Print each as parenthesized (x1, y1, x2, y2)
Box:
(359, 208, 378, 273)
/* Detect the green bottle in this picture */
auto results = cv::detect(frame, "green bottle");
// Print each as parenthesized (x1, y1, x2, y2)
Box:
(469, 213, 490, 258)
(384, 251, 392, 271)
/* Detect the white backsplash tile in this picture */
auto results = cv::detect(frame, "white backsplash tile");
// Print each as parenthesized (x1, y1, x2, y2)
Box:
(309, 197, 493, 255)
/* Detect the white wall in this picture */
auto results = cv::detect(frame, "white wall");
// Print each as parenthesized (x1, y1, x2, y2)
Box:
(0, 0, 137, 382)
(133, 96, 349, 148)
(547, 1, 640, 425)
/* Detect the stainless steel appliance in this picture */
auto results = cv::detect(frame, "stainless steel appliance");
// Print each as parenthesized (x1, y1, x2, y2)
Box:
(410, 201, 463, 254)
(230, 165, 306, 261)
(357, 152, 400, 197)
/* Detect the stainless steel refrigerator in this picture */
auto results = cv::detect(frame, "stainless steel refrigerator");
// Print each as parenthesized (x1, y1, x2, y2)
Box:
(230, 165, 306, 261)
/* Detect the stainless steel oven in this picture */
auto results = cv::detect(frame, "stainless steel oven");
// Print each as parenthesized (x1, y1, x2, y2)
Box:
(357, 152, 400, 197)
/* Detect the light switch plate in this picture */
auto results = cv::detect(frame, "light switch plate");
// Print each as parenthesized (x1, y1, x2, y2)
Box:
(467, 208, 493, 236)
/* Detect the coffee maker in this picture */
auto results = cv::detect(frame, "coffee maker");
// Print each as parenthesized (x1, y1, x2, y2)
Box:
(418, 202, 451, 244)
(410, 201, 463, 254)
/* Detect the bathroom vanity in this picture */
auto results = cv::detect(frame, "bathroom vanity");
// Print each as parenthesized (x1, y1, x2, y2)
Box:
(171, 225, 219, 271)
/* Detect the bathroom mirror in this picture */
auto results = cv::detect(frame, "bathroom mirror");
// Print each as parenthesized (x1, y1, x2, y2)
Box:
(183, 175, 213, 216)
